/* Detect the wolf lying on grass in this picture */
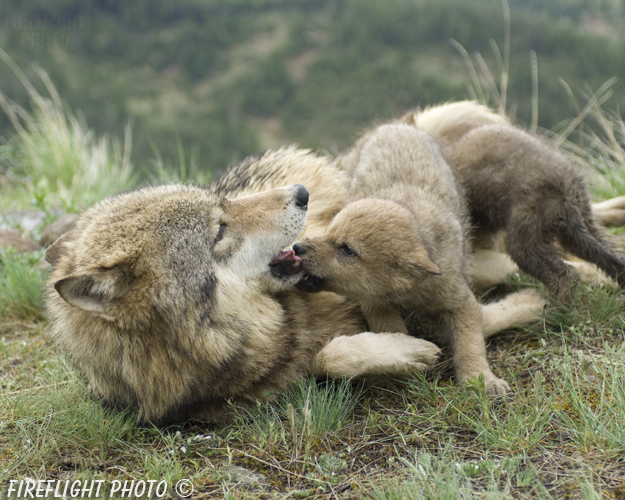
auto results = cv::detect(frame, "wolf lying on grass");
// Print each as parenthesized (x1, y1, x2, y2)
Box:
(294, 124, 512, 395)
(404, 101, 625, 300)
(45, 146, 546, 425)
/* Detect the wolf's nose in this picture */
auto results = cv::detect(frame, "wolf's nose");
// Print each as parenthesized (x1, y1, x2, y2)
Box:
(293, 242, 307, 256)
(294, 185, 309, 209)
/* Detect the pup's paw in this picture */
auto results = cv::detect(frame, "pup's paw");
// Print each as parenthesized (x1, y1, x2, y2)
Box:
(484, 375, 511, 396)
(461, 371, 511, 396)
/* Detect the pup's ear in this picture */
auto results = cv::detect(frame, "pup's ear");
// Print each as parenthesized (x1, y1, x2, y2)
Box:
(54, 268, 128, 320)
(45, 231, 75, 267)
(404, 246, 441, 275)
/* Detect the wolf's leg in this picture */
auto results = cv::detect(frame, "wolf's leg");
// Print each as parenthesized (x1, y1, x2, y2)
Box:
(445, 289, 510, 395)
(592, 196, 625, 228)
(481, 288, 547, 338)
(562, 260, 616, 287)
(468, 249, 519, 290)
(312, 332, 440, 379)
(360, 303, 408, 334)
(558, 209, 625, 289)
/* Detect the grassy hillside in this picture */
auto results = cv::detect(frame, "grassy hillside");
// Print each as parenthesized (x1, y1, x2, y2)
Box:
(0, 0, 624, 176)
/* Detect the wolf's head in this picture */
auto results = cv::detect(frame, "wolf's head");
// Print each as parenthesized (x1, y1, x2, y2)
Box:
(45, 183, 308, 423)
(294, 198, 440, 301)
(46, 184, 308, 321)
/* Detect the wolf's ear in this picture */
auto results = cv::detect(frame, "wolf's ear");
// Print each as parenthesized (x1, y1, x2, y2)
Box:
(404, 246, 441, 275)
(54, 272, 124, 320)
(45, 231, 75, 267)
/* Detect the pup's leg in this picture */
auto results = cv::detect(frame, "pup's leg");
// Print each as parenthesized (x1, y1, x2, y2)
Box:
(360, 303, 408, 334)
(445, 290, 510, 395)
(313, 332, 440, 379)
(481, 288, 547, 338)
(504, 217, 577, 302)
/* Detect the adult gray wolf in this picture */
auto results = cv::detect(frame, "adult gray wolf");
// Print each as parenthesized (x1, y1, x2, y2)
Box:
(404, 102, 625, 301)
(294, 124, 511, 395)
(45, 146, 546, 424)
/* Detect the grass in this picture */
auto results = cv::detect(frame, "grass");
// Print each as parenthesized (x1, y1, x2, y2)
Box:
(0, 49, 135, 216)
(0, 248, 47, 321)
(2, 284, 625, 497)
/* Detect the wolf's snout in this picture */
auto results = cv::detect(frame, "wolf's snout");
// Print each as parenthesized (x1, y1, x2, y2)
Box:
(294, 185, 309, 209)
(293, 242, 307, 256)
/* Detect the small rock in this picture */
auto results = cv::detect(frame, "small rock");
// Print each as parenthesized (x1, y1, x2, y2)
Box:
(39, 213, 79, 247)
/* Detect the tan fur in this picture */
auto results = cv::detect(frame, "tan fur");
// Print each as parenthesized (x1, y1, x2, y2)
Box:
(208, 146, 349, 238)
(592, 195, 625, 228)
(481, 289, 547, 339)
(295, 125, 511, 395)
(313, 332, 441, 379)
(403, 100, 510, 144)
(45, 148, 443, 425)
(468, 248, 519, 290)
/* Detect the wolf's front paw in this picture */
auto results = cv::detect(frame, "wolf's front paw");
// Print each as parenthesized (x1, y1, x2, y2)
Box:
(313, 332, 440, 379)
(401, 337, 441, 372)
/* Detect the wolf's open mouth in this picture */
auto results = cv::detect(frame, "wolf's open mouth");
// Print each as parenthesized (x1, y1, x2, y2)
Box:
(295, 273, 326, 293)
(269, 249, 303, 278)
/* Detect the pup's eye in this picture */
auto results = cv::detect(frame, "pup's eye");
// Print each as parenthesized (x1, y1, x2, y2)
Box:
(215, 223, 227, 244)
(339, 245, 357, 257)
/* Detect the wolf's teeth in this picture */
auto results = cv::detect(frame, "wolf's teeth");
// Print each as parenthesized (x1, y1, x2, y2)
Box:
(293, 261, 301, 267)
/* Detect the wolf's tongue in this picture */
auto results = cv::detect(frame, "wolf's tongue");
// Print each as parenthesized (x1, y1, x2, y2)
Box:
(269, 249, 302, 277)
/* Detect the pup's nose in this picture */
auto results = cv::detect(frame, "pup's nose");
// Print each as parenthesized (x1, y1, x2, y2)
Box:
(293, 242, 307, 256)
(294, 185, 309, 209)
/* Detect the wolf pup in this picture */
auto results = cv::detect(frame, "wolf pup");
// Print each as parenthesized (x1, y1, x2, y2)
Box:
(294, 124, 510, 395)
(45, 147, 443, 425)
(441, 124, 625, 301)
(401, 102, 625, 300)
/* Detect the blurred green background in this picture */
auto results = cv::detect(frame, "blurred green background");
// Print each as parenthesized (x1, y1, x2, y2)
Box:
(1, 0, 624, 177)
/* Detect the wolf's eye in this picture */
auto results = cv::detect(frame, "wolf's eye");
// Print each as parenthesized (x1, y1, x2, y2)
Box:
(215, 223, 227, 244)
(339, 245, 357, 257)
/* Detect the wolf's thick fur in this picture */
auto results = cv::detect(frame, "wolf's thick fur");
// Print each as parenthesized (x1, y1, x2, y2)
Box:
(45, 148, 443, 425)
(295, 124, 511, 395)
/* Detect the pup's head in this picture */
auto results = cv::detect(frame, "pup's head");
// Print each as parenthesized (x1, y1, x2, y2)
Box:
(294, 199, 440, 301)
(46, 184, 309, 328)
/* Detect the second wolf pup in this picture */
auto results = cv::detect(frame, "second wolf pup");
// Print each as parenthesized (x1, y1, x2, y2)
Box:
(402, 102, 625, 300)
(295, 124, 510, 395)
